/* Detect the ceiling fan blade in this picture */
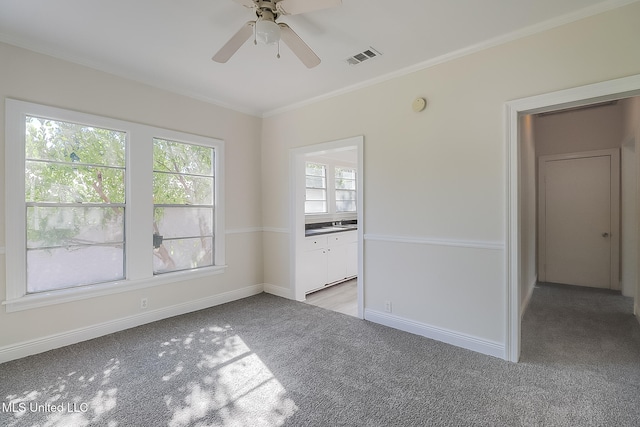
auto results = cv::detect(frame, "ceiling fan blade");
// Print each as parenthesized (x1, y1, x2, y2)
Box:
(212, 21, 255, 63)
(278, 23, 321, 68)
(276, 0, 341, 16)
(232, 0, 256, 9)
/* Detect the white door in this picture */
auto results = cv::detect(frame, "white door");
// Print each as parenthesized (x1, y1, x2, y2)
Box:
(539, 150, 620, 289)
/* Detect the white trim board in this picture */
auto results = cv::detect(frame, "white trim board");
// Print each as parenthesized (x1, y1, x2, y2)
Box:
(504, 73, 640, 363)
(262, 227, 290, 234)
(365, 234, 504, 251)
(225, 227, 263, 234)
(0, 284, 264, 364)
(365, 309, 505, 360)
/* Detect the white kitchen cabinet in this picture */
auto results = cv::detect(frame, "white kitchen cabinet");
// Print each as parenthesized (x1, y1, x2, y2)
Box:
(299, 230, 357, 294)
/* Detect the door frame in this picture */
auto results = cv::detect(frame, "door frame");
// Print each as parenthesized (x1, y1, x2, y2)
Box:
(289, 135, 364, 318)
(505, 73, 640, 362)
(537, 149, 620, 289)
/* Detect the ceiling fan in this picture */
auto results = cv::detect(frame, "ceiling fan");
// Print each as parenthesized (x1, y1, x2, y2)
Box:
(212, 0, 341, 68)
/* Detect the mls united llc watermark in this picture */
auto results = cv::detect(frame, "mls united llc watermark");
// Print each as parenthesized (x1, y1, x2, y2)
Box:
(2, 401, 89, 413)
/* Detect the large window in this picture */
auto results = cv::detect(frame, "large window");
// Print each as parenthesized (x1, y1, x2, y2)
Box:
(5, 100, 225, 311)
(25, 116, 126, 292)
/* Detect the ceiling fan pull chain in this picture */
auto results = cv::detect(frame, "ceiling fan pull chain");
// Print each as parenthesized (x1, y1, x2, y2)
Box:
(277, 40, 281, 59)
(254, 24, 257, 45)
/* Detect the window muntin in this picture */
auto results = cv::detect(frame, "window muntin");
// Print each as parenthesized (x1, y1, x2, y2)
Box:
(24, 116, 126, 293)
(305, 162, 327, 214)
(153, 138, 215, 274)
(335, 167, 357, 213)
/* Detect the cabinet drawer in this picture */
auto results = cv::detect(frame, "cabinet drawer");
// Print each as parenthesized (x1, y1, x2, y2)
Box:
(304, 235, 327, 251)
(328, 230, 357, 247)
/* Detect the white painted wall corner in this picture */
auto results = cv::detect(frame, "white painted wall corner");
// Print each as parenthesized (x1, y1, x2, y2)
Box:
(263, 283, 295, 300)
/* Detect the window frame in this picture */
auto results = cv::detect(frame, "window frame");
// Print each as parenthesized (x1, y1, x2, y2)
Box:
(4, 99, 226, 312)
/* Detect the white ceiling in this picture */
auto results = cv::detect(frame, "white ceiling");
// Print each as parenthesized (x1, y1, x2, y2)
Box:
(0, 0, 633, 116)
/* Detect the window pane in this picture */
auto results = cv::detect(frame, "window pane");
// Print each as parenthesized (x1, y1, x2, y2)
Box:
(305, 201, 327, 214)
(154, 237, 213, 274)
(306, 188, 326, 201)
(305, 163, 325, 177)
(335, 168, 355, 180)
(336, 190, 356, 201)
(335, 179, 356, 190)
(154, 207, 213, 239)
(153, 173, 213, 205)
(306, 176, 325, 188)
(27, 207, 124, 248)
(26, 116, 125, 167)
(27, 245, 124, 293)
(336, 201, 356, 212)
(26, 161, 125, 204)
(153, 138, 213, 176)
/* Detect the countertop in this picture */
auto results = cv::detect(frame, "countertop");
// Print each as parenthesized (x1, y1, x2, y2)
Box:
(304, 224, 357, 237)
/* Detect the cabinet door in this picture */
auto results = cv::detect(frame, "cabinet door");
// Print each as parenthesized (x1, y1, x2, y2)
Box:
(346, 241, 358, 277)
(299, 248, 328, 293)
(327, 244, 347, 283)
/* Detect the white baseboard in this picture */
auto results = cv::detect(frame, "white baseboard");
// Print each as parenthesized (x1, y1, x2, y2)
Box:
(263, 283, 295, 300)
(364, 309, 505, 360)
(0, 284, 264, 364)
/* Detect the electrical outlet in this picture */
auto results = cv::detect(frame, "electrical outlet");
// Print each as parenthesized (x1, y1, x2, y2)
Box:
(140, 297, 148, 309)
(384, 301, 392, 313)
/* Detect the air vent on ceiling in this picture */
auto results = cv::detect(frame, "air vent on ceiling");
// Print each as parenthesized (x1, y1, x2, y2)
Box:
(346, 47, 382, 66)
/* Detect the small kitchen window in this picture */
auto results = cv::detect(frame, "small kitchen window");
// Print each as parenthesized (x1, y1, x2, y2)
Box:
(335, 167, 357, 212)
(305, 162, 327, 214)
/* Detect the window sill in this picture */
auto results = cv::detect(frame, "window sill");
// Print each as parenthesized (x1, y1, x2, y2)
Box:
(2, 265, 227, 313)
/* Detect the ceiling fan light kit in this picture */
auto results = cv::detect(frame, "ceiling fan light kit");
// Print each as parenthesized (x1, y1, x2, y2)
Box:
(212, 0, 341, 68)
(255, 17, 281, 45)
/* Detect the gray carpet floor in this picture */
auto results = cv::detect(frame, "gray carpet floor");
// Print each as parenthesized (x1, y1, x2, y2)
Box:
(1, 283, 639, 426)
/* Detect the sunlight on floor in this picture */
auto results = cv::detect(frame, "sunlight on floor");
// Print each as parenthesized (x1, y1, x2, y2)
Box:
(4, 358, 120, 427)
(3, 324, 298, 427)
(162, 327, 298, 427)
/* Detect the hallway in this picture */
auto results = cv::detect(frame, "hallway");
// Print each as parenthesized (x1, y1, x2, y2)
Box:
(521, 282, 640, 380)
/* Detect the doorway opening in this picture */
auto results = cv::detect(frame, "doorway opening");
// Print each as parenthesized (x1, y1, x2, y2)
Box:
(505, 74, 640, 362)
(289, 136, 364, 318)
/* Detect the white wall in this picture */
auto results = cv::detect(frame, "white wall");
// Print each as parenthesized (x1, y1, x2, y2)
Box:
(535, 102, 623, 158)
(0, 42, 264, 356)
(261, 2, 640, 355)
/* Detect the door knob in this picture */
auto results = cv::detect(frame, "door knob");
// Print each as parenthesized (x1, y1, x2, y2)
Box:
(602, 232, 609, 238)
